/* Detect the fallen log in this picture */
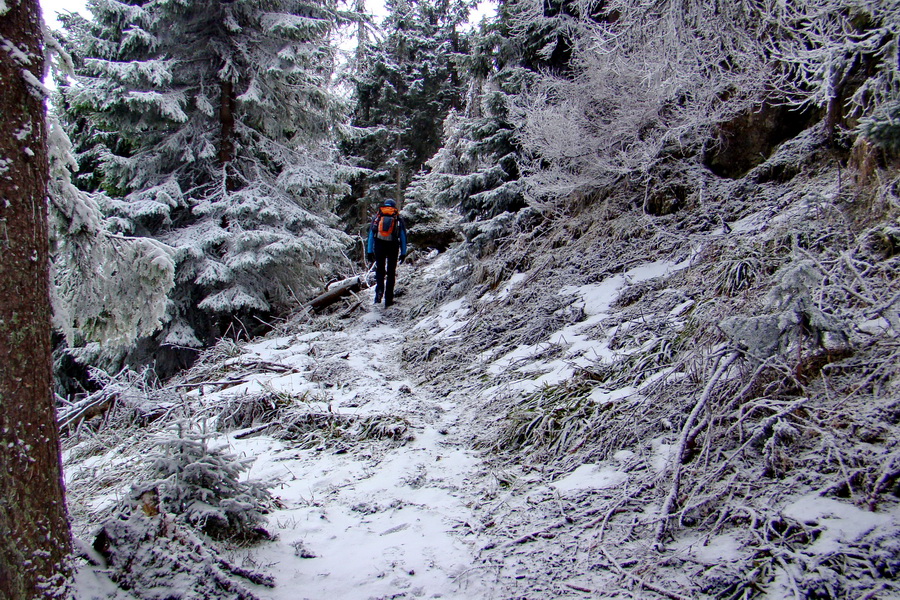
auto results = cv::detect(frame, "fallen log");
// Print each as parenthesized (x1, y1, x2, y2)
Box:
(58, 391, 117, 432)
(305, 273, 371, 312)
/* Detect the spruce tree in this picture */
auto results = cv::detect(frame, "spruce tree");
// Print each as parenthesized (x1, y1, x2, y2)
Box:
(406, 16, 525, 221)
(59, 0, 354, 356)
(406, 0, 588, 222)
(341, 0, 471, 227)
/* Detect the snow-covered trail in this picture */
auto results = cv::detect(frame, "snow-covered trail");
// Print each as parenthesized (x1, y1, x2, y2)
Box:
(219, 306, 497, 600)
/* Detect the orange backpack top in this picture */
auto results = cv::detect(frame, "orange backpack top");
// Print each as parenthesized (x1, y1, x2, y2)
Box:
(375, 206, 399, 241)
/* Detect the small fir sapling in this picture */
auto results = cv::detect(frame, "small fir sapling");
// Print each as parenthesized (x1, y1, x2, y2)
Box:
(138, 421, 273, 542)
(860, 100, 900, 154)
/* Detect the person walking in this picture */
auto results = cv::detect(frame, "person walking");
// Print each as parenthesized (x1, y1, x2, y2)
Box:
(366, 199, 407, 307)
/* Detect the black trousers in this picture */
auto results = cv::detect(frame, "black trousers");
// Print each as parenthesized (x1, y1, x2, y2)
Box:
(373, 239, 400, 306)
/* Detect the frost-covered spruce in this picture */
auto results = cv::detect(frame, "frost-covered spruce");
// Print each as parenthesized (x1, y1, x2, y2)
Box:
(405, 0, 565, 223)
(139, 422, 273, 542)
(47, 115, 175, 346)
(57, 0, 355, 351)
(341, 0, 470, 220)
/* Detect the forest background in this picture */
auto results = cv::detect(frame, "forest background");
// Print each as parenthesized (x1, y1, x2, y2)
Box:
(1, 0, 899, 597)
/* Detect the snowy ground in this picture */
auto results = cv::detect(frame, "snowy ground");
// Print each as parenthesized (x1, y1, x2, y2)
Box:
(214, 307, 496, 600)
(66, 177, 900, 599)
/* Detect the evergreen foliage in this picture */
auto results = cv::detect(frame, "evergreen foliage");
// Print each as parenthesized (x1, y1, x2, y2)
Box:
(140, 422, 272, 542)
(405, 8, 529, 222)
(341, 0, 471, 226)
(57, 0, 355, 353)
(47, 115, 175, 346)
(861, 100, 900, 154)
(406, 0, 592, 222)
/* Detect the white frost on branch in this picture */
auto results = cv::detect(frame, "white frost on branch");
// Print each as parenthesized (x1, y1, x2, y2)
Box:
(513, 0, 900, 202)
(47, 116, 175, 345)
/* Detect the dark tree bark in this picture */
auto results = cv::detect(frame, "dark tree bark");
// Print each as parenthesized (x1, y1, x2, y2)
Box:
(219, 80, 236, 163)
(0, 1, 73, 598)
(219, 80, 237, 191)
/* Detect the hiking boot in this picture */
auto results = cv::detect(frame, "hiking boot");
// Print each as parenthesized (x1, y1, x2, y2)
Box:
(374, 293, 383, 304)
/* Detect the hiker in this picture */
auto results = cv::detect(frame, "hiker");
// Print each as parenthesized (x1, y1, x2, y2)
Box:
(366, 199, 407, 307)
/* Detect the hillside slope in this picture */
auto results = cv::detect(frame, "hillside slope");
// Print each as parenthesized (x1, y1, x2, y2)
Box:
(65, 123, 900, 599)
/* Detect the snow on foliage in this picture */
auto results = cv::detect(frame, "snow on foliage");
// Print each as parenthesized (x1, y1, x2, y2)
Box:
(138, 422, 273, 542)
(340, 0, 471, 221)
(55, 0, 356, 356)
(57, 0, 900, 598)
(64, 130, 900, 596)
(514, 0, 900, 200)
(394, 118, 900, 597)
(47, 116, 175, 345)
(89, 508, 273, 600)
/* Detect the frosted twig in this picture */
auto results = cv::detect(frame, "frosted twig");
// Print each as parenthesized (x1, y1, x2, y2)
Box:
(598, 546, 691, 600)
(867, 449, 900, 509)
(499, 518, 570, 548)
(655, 351, 738, 547)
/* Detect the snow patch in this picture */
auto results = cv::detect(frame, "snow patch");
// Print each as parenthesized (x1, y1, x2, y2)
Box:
(489, 258, 691, 384)
(729, 208, 775, 234)
(550, 463, 628, 495)
(414, 298, 470, 339)
(482, 272, 528, 303)
(588, 386, 636, 404)
(420, 252, 455, 280)
(781, 494, 897, 554)
(510, 363, 576, 393)
(559, 275, 626, 318)
(857, 317, 893, 335)
(683, 533, 744, 564)
(72, 563, 140, 600)
(625, 258, 689, 282)
(669, 299, 694, 317)
(613, 450, 635, 462)
(651, 437, 675, 473)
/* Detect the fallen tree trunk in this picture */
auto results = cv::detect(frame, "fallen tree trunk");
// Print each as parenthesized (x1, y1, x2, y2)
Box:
(58, 390, 117, 432)
(305, 274, 371, 312)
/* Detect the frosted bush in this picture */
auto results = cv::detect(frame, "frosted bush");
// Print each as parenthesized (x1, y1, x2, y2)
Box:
(721, 260, 851, 360)
(139, 423, 273, 542)
(91, 508, 272, 600)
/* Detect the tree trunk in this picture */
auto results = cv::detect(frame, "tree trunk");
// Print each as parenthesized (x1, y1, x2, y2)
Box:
(0, 1, 73, 598)
(354, 0, 368, 68)
(449, 25, 461, 110)
(395, 164, 404, 205)
(305, 275, 369, 312)
(219, 79, 236, 188)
